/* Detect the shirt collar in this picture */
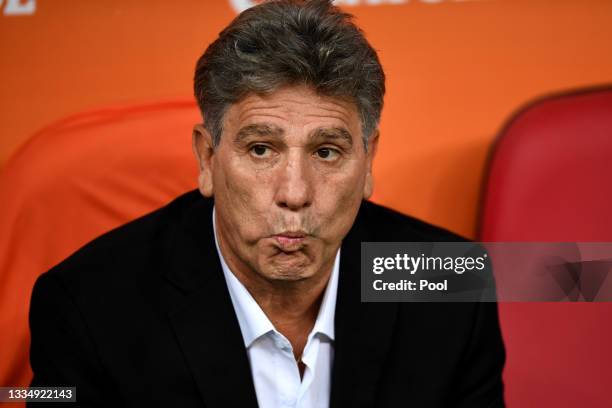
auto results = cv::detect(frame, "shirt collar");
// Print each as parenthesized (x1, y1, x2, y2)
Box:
(213, 206, 339, 348)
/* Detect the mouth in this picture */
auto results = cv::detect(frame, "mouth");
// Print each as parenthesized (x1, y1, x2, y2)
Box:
(272, 231, 307, 251)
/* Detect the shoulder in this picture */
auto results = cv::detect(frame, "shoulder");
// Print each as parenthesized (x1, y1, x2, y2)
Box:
(35, 190, 208, 297)
(356, 200, 469, 242)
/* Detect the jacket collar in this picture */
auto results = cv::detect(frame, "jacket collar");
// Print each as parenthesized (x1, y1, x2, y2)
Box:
(330, 205, 399, 408)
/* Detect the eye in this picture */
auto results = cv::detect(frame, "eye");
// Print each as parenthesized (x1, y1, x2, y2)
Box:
(315, 147, 340, 161)
(249, 144, 272, 158)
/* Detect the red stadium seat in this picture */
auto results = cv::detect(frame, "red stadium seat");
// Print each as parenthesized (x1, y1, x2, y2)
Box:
(479, 86, 612, 407)
(0, 100, 200, 392)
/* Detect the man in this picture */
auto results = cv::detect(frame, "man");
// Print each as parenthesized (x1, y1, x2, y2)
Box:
(29, 1, 505, 407)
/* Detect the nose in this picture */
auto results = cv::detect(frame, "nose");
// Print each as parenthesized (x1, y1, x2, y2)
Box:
(274, 149, 313, 211)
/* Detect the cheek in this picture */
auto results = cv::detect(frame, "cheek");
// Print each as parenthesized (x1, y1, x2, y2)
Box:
(213, 158, 275, 239)
(315, 164, 366, 233)
(321, 159, 366, 198)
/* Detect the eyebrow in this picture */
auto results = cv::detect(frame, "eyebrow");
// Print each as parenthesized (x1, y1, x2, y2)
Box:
(309, 127, 353, 147)
(234, 123, 284, 145)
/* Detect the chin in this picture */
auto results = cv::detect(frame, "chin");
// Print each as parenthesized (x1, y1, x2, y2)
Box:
(266, 271, 311, 282)
(260, 254, 317, 282)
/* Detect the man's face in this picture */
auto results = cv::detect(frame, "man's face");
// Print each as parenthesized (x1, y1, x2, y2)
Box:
(193, 85, 377, 284)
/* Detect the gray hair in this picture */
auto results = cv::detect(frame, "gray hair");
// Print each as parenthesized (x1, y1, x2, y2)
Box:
(194, 0, 385, 149)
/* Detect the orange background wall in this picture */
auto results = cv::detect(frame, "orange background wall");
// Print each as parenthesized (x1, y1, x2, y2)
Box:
(2, 0, 612, 238)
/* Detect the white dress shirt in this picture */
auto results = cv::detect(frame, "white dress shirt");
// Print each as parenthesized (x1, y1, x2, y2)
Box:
(213, 208, 339, 408)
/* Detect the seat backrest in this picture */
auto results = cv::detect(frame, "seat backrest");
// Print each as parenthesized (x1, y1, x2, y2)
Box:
(479, 87, 612, 407)
(0, 100, 200, 388)
(481, 87, 612, 241)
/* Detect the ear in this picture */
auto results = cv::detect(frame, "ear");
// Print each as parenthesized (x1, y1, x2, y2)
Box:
(192, 124, 215, 197)
(362, 131, 379, 200)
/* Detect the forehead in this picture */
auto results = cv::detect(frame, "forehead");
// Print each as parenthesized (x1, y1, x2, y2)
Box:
(222, 85, 362, 138)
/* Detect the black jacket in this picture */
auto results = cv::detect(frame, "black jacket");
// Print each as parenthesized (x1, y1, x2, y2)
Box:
(29, 190, 505, 407)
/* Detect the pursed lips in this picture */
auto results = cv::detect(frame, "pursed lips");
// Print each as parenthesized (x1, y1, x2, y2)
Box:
(272, 231, 307, 251)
